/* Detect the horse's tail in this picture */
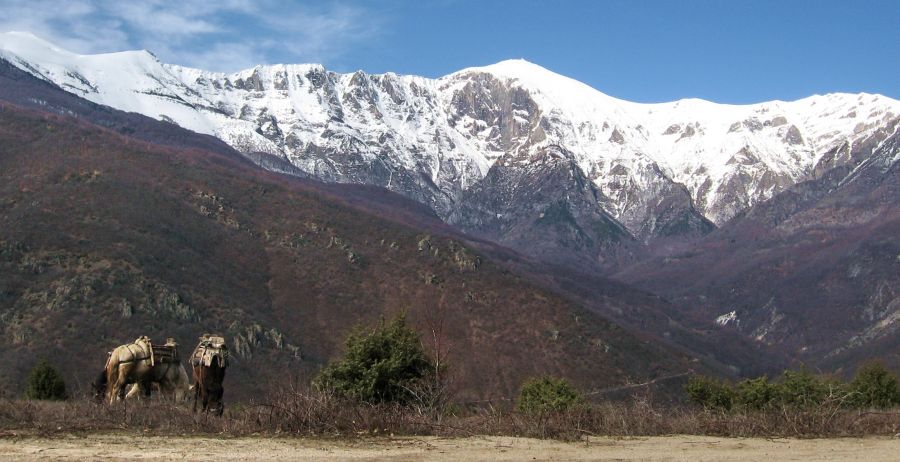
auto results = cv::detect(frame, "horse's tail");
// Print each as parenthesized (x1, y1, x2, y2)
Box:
(105, 346, 129, 400)
(105, 351, 118, 399)
(103, 350, 113, 371)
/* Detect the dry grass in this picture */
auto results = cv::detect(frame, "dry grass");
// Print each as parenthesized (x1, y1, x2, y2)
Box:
(1, 391, 896, 440)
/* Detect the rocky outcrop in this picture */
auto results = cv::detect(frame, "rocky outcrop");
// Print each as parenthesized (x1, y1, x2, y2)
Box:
(450, 145, 642, 270)
(229, 322, 302, 360)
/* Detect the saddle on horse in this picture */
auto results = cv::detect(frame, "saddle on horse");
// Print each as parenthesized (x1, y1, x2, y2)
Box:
(108, 336, 180, 367)
(107, 335, 152, 366)
(152, 337, 180, 365)
(191, 334, 228, 368)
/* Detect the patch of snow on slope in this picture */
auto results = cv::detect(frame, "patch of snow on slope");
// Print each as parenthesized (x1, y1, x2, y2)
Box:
(716, 310, 738, 327)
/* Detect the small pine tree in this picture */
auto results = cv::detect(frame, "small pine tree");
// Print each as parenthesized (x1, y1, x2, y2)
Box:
(517, 376, 583, 414)
(848, 362, 900, 409)
(314, 315, 433, 404)
(25, 359, 67, 401)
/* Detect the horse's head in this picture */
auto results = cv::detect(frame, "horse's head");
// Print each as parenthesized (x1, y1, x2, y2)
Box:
(171, 364, 192, 402)
(90, 370, 107, 402)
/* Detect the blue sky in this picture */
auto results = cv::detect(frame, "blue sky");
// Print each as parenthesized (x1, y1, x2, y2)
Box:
(1, 0, 897, 103)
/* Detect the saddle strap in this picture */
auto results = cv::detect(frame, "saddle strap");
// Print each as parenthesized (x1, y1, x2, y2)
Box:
(124, 343, 152, 365)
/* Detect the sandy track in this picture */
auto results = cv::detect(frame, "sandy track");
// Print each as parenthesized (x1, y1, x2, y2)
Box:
(0, 433, 897, 461)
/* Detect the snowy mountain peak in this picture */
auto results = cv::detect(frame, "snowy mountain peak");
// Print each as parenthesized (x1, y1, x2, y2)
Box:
(0, 31, 157, 64)
(452, 58, 623, 109)
(461, 58, 562, 80)
(0, 31, 67, 54)
(1, 33, 898, 240)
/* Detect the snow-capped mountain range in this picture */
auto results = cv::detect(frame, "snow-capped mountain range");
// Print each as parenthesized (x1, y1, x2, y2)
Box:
(3, 31, 898, 267)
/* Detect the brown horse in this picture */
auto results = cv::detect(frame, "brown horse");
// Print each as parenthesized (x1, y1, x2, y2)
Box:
(190, 335, 228, 415)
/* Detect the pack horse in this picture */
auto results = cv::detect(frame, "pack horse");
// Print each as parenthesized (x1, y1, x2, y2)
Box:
(191, 334, 228, 415)
(104, 336, 187, 403)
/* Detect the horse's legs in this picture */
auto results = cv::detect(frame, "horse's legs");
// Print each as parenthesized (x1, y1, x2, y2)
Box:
(106, 357, 122, 405)
(114, 363, 134, 403)
(192, 381, 200, 413)
(108, 384, 118, 405)
(108, 368, 127, 404)
(202, 389, 210, 413)
(106, 367, 117, 405)
(109, 379, 124, 404)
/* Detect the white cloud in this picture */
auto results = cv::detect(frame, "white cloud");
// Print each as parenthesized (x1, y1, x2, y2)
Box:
(0, 0, 385, 71)
(104, 2, 222, 38)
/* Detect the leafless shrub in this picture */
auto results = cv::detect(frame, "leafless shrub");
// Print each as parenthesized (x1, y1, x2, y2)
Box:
(0, 393, 896, 440)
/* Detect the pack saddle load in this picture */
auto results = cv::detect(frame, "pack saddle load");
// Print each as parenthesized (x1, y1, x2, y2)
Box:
(191, 334, 228, 368)
(191, 334, 229, 415)
(106, 336, 180, 368)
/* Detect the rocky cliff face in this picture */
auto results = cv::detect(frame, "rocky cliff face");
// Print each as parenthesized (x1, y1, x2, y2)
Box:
(2, 32, 898, 270)
(437, 68, 714, 259)
(616, 118, 900, 370)
(449, 144, 641, 270)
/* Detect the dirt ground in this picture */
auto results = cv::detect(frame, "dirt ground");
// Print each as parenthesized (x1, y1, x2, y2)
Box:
(0, 433, 897, 461)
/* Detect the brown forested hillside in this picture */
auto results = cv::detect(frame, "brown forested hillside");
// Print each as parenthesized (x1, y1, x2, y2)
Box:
(0, 104, 694, 400)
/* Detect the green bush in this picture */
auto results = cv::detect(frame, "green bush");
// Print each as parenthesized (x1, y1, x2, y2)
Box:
(517, 376, 583, 414)
(314, 315, 433, 404)
(687, 365, 900, 412)
(735, 376, 777, 410)
(848, 362, 900, 409)
(685, 376, 734, 410)
(25, 359, 67, 401)
(775, 368, 835, 408)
